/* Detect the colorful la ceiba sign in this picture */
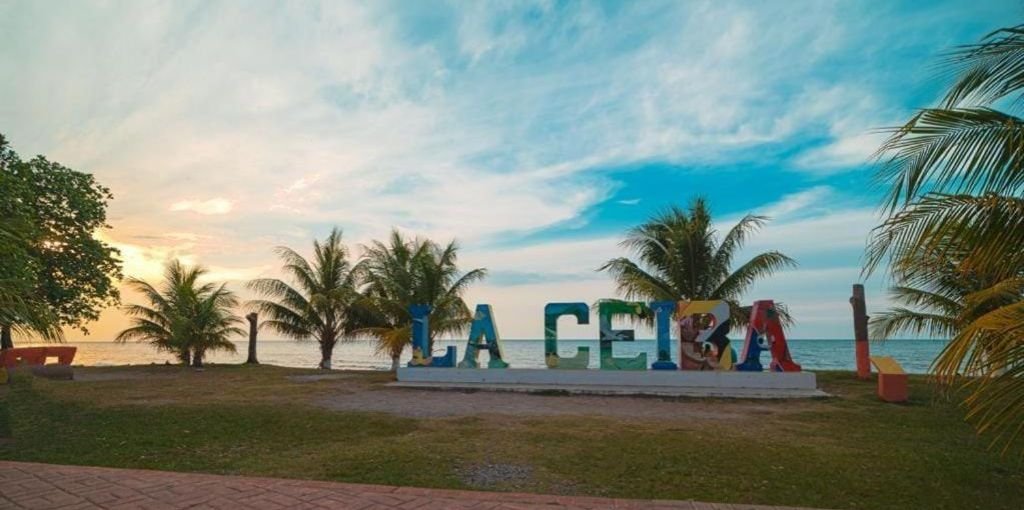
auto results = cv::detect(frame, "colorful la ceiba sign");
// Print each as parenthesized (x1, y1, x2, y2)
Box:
(408, 299, 801, 373)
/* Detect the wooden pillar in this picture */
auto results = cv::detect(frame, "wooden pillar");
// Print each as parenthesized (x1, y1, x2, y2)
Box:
(245, 313, 259, 365)
(1, 324, 13, 350)
(850, 284, 871, 380)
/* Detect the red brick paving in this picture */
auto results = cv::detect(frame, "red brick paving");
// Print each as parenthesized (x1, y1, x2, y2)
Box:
(0, 461, 828, 510)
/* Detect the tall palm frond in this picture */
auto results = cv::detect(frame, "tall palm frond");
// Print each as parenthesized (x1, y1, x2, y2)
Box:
(870, 271, 979, 342)
(712, 251, 797, 301)
(932, 294, 1024, 452)
(246, 228, 359, 369)
(598, 197, 797, 330)
(869, 22, 1024, 452)
(873, 109, 1024, 212)
(353, 230, 485, 370)
(600, 257, 678, 302)
(873, 26, 1024, 210)
(117, 260, 240, 366)
(116, 273, 184, 360)
(942, 25, 1024, 108)
(188, 284, 243, 364)
(870, 233, 1024, 453)
(866, 193, 1024, 277)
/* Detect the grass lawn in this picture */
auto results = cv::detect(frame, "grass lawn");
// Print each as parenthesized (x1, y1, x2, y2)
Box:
(1, 364, 1022, 509)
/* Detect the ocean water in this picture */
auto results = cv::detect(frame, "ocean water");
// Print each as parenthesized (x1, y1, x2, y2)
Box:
(25, 338, 947, 374)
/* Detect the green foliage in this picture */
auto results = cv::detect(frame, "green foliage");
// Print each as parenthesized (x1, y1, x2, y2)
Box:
(873, 108, 1024, 211)
(870, 253, 1016, 342)
(868, 24, 1024, 452)
(2, 366, 1022, 510)
(0, 210, 57, 340)
(247, 228, 361, 369)
(0, 133, 121, 342)
(598, 197, 796, 328)
(0, 136, 52, 340)
(353, 229, 486, 367)
(245, 228, 485, 369)
(117, 260, 242, 366)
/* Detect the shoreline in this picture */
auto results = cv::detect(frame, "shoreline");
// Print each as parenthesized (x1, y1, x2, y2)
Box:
(25, 338, 947, 374)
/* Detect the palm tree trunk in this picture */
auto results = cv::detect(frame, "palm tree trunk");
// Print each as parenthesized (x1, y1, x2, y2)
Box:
(180, 348, 191, 366)
(319, 340, 334, 370)
(192, 348, 204, 368)
(245, 313, 259, 364)
(390, 354, 400, 371)
(1, 324, 12, 350)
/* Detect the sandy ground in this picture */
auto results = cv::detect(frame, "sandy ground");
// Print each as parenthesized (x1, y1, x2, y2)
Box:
(61, 366, 805, 422)
(286, 374, 358, 383)
(314, 386, 803, 421)
(72, 371, 178, 382)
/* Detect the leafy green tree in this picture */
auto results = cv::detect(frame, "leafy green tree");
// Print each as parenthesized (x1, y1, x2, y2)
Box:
(867, 25, 1024, 451)
(247, 228, 360, 369)
(0, 133, 121, 348)
(0, 137, 53, 343)
(117, 260, 242, 367)
(0, 215, 60, 342)
(354, 230, 486, 370)
(599, 197, 797, 329)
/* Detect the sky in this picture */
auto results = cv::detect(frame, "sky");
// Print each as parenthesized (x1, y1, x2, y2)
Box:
(1, 0, 1019, 341)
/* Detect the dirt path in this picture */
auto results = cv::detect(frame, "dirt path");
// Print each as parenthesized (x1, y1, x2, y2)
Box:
(315, 386, 806, 420)
(60, 366, 811, 421)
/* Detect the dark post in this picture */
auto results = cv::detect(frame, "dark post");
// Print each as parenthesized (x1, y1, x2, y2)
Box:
(245, 313, 259, 365)
(850, 284, 871, 380)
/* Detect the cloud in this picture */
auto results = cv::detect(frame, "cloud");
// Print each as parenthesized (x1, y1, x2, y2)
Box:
(779, 83, 901, 173)
(164, 232, 203, 241)
(463, 279, 620, 340)
(741, 207, 880, 258)
(757, 186, 836, 220)
(0, 1, 921, 240)
(462, 236, 621, 277)
(98, 232, 196, 283)
(282, 174, 322, 194)
(98, 230, 266, 282)
(1, 0, 1009, 340)
(456, 194, 883, 338)
(169, 198, 234, 215)
(794, 131, 888, 172)
(205, 264, 272, 283)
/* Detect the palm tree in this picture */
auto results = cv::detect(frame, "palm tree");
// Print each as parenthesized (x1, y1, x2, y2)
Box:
(116, 260, 242, 367)
(188, 284, 245, 367)
(247, 228, 359, 369)
(867, 24, 1024, 451)
(354, 230, 486, 370)
(870, 255, 1016, 341)
(598, 197, 797, 330)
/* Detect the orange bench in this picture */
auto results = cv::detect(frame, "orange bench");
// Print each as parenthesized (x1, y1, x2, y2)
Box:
(1, 346, 77, 367)
(870, 355, 908, 403)
(0, 346, 77, 381)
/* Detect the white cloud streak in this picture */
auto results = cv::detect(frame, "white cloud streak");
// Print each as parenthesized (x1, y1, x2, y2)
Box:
(170, 198, 234, 215)
(0, 0, 1001, 340)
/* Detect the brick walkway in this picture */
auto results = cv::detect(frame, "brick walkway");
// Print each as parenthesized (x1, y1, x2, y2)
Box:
(0, 461, 826, 510)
